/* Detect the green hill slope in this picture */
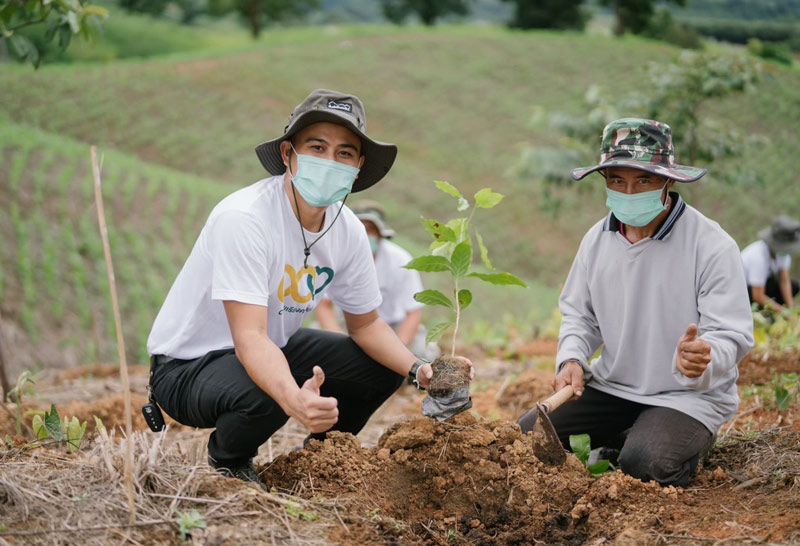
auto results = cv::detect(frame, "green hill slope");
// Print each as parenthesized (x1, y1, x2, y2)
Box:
(0, 122, 228, 367)
(2, 24, 800, 368)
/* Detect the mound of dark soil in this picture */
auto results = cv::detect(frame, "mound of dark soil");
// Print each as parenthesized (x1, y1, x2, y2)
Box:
(261, 413, 683, 544)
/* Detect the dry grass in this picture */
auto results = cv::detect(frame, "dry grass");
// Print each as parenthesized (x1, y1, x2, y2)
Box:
(708, 427, 800, 491)
(0, 428, 348, 545)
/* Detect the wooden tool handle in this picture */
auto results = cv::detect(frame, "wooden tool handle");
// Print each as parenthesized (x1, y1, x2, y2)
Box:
(540, 385, 574, 414)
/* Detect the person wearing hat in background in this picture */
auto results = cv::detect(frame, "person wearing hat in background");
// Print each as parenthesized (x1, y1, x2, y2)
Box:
(315, 201, 440, 361)
(519, 118, 753, 487)
(147, 89, 472, 485)
(740, 216, 800, 314)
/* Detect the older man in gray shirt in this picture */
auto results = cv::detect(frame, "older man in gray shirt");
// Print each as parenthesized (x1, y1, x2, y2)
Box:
(522, 118, 753, 487)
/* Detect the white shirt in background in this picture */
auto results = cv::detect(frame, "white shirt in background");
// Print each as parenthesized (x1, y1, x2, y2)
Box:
(740, 239, 791, 287)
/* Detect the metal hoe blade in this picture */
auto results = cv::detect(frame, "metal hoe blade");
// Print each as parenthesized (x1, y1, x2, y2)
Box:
(531, 403, 566, 466)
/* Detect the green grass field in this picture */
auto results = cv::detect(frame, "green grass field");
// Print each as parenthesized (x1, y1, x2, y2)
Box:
(1, 18, 799, 366)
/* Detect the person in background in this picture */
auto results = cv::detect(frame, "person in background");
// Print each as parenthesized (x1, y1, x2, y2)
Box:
(520, 118, 753, 487)
(740, 216, 800, 314)
(316, 201, 439, 361)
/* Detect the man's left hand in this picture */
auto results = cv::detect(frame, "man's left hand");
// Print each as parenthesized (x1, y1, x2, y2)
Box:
(415, 356, 474, 390)
(676, 323, 712, 378)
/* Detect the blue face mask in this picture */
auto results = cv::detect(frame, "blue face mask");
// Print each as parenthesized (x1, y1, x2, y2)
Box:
(289, 145, 360, 207)
(368, 235, 379, 254)
(605, 184, 668, 227)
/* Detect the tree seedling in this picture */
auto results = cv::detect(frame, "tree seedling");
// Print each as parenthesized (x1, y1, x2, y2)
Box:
(405, 181, 526, 354)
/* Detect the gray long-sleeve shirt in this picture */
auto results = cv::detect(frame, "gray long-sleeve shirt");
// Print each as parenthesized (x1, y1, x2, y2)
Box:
(557, 193, 754, 433)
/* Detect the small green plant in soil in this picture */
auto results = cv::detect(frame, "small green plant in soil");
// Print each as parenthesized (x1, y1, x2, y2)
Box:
(175, 510, 206, 541)
(752, 307, 800, 353)
(5, 370, 37, 436)
(405, 181, 526, 392)
(30, 404, 87, 452)
(570, 433, 612, 477)
(771, 373, 798, 412)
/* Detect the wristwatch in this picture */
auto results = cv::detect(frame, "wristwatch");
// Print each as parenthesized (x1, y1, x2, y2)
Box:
(407, 358, 430, 390)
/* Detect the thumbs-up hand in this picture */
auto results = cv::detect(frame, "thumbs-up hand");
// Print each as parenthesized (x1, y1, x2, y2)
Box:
(292, 366, 338, 433)
(676, 323, 712, 379)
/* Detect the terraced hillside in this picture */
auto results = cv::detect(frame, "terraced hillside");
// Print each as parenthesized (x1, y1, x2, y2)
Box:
(2, 24, 799, 371)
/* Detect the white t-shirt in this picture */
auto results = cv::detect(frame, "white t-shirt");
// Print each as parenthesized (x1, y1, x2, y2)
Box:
(373, 239, 425, 325)
(147, 176, 381, 359)
(740, 239, 791, 287)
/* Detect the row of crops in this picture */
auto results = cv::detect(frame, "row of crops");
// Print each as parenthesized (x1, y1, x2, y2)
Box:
(0, 122, 228, 365)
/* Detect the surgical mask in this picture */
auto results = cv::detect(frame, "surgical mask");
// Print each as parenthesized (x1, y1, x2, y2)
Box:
(605, 184, 668, 227)
(777, 252, 790, 259)
(368, 235, 379, 254)
(289, 145, 360, 207)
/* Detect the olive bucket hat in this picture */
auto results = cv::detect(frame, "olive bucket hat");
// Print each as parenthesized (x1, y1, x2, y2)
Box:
(350, 200, 396, 238)
(758, 216, 800, 254)
(255, 89, 398, 192)
(571, 118, 707, 182)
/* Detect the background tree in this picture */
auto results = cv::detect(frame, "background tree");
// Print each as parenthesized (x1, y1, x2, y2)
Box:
(208, 0, 319, 38)
(599, 0, 686, 36)
(119, 0, 170, 17)
(382, 0, 471, 26)
(501, 0, 587, 30)
(0, 0, 107, 67)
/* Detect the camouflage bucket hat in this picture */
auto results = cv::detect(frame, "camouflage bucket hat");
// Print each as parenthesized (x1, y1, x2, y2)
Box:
(350, 200, 395, 238)
(758, 216, 800, 254)
(571, 118, 707, 183)
(254, 89, 398, 192)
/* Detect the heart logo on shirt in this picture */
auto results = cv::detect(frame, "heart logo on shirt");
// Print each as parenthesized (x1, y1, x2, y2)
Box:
(307, 266, 334, 297)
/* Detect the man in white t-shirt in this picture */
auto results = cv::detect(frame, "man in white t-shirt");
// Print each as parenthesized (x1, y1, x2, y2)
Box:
(146, 89, 472, 484)
(316, 201, 438, 359)
(740, 216, 800, 313)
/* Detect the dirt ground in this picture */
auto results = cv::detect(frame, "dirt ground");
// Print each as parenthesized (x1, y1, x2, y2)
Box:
(1, 349, 799, 545)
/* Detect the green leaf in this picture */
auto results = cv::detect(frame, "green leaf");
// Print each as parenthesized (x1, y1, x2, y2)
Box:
(66, 416, 85, 451)
(93, 415, 106, 433)
(83, 4, 108, 17)
(434, 181, 469, 211)
(66, 10, 80, 33)
(569, 433, 591, 465)
(475, 230, 493, 270)
(420, 218, 456, 243)
(429, 240, 456, 259)
(474, 188, 504, 209)
(446, 218, 468, 242)
(9, 34, 39, 67)
(414, 289, 454, 310)
(426, 321, 454, 343)
(44, 405, 65, 441)
(450, 241, 472, 279)
(434, 180, 462, 199)
(467, 271, 527, 287)
(775, 385, 790, 412)
(32, 415, 49, 439)
(404, 255, 451, 273)
(588, 460, 610, 476)
(457, 289, 472, 310)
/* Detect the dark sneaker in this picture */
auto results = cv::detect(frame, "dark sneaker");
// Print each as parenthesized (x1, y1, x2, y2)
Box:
(209, 457, 265, 488)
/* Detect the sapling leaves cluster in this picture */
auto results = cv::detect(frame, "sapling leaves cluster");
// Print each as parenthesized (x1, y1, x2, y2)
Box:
(405, 181, 526, 356)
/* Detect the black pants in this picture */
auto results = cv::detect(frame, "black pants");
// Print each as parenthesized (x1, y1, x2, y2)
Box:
(748, 275, 799, 305)
(150, 328, 404, 466)
(548, 386, 711, 487)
